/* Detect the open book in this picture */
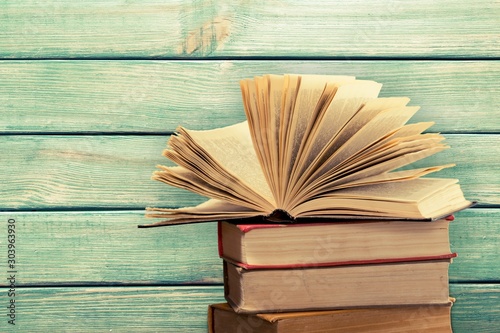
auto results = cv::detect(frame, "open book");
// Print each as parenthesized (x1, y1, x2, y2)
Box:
(142, 74, 472, 227)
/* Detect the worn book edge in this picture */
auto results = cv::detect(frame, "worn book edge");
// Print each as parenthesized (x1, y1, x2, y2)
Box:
(139, 201, 475, 228)
(226, 214, 455, 233)
(208, 301, 455, 333)
(217, 216, 456, 265)
(221, 253, 457, 270)
(223, 259, 454, 314)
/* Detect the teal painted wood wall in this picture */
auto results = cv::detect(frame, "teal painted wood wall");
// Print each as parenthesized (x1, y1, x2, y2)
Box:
(0, 1, 498, 331)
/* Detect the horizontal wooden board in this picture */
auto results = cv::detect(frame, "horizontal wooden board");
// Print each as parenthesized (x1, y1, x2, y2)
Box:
(0, 211, 221, 285)
(450, 284, 500, 332)
(0, 0, 498, 58)
(449, 209, 500, 282)
(0, 284, 497, 332)
(0, 208, 496, 286)
(0, 286, 225, 332)
(0, 134, 498, 210)
(0, 60, 498, 133)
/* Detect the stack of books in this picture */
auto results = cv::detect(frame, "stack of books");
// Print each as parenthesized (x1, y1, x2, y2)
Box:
(208, 217, 456, 332)
(140, 74, 472, 332)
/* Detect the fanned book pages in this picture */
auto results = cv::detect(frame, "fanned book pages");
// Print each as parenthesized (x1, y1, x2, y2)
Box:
(142, 74, 472, 227)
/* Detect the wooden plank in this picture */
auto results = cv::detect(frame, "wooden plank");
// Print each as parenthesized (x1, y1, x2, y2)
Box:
(0, 60, 498, 133)
(450, 284, 500, 332)
(0, 1, 498, 58)
(450, 209, 500, 282)
(0, 135, 205, 209)
(0, 134, 498, 209)
(0, 211, 221, 285)
(0, 285, 497, 332)
(0, 208, 497, 286)
(0, 286, 225, 332)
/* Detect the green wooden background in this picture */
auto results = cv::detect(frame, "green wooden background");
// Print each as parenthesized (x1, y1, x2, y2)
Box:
(0, 1, 498, 332)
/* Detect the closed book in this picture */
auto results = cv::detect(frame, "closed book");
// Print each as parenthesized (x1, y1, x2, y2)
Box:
(208, 302, 454, 333)
(224, 257, 455, 314)
(218, 216, 454, 268)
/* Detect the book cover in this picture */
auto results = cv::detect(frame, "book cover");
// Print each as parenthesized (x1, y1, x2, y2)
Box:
(218, 216, 456, 268)
(208, 302, 454, 333)
(223, 258, 454, 313)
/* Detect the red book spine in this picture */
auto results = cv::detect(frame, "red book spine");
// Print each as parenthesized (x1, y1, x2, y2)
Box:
(217, 221, 224, 258)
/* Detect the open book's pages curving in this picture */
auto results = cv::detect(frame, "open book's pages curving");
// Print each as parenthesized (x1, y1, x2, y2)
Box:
(142, 74, 472, 227)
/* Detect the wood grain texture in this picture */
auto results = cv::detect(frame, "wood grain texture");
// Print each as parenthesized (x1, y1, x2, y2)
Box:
(0, 60, 498, 133)
(0, 135, 498, 209)
(0, 208, 496, 286)
(450, 209, 500, 282)
(450, 284, 500, 332)
(1, 0, 497, 331)
(0, 286, 226, 332)
(0, 211, 221, 285)
(0, 285, 497, 332)
(0, 0, 498, 58)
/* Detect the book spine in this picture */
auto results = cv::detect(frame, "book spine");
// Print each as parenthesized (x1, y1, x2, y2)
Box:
(217, 221, 224, 258)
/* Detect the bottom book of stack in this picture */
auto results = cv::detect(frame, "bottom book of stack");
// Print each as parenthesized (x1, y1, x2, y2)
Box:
(208, 301, 454, 333)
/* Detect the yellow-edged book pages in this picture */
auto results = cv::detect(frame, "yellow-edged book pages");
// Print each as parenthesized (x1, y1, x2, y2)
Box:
(143, 74, 472, 227)
(223, 259, 454, 313)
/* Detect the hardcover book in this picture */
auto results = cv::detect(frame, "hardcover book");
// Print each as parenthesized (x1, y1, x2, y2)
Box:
(223, 258, 455, 313)
(218, 216, 455, 268)
(143, 74, 471, 227)
(208, 302, 454, 333)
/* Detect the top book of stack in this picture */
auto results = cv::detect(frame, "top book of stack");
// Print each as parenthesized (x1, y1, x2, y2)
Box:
(142, 74, 472, 227)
